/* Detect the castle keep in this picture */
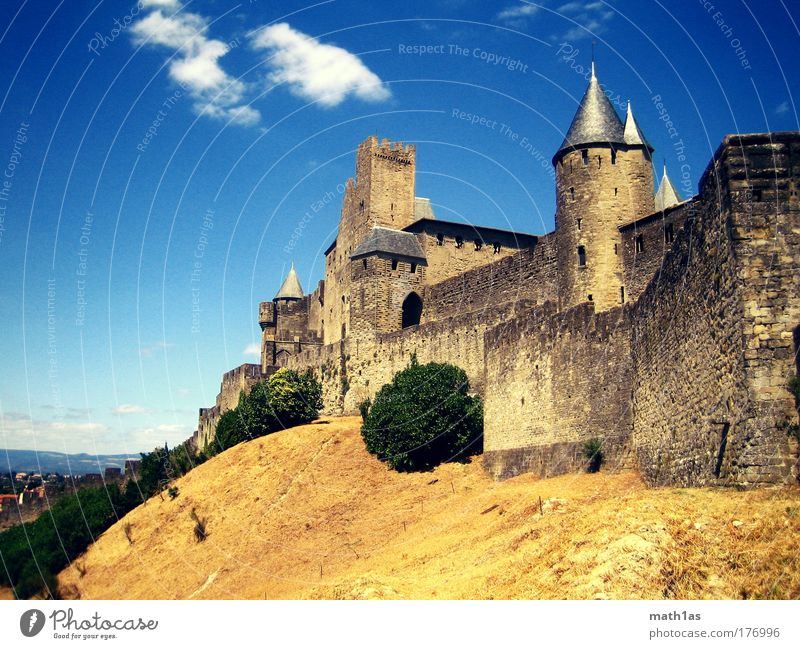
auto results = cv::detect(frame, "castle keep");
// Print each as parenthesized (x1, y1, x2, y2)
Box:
(194, 65, 800, 487)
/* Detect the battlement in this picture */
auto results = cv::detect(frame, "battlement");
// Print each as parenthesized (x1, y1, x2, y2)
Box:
(359, 135, 415, 163)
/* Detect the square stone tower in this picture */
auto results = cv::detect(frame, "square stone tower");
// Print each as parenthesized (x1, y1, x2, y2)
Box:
(323, 137, 417, 343)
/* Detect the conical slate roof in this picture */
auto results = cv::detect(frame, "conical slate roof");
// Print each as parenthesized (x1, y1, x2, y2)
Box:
(555, 63, 625, 161)
(654, 165, 682, 211)
(623, 101, 653, 152)
(274, 262, 304, 300)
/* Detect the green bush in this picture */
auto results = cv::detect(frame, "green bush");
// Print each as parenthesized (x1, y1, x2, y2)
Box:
(209, 368, 322, 456)
(789, 375, 800, 401)
(361, 360, 483, 471)
(358, 398, 371, 422)
(583, 438, 604, 473)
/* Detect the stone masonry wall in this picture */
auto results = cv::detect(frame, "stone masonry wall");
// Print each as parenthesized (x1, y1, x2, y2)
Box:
(630, 133, 799, 486)
(482, 302, 634, 480)
(620, 200, 695, 303)
(422, 233, 559, 322)
(288, 300, 536, 414)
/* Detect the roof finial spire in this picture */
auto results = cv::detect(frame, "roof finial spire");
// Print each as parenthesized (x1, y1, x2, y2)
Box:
(591, 41, 596, 78)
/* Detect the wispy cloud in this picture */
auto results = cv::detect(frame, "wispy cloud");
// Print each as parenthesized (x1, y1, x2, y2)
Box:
(0, 412, 110, 452)
(139, 340, 174, 358)
(775, 101, 789, 115)
(496, 1, 614, 41)
(243, 343, 261, 358)
(131, 2, 260, 125)
(112, 404, 150, 415)
(251, 23, 390, 107)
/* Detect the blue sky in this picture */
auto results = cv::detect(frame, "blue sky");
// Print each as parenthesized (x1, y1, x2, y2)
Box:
(0, 0, 797, 455)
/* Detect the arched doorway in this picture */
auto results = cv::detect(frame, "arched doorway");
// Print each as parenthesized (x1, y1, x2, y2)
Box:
(402, 292, 423, 328)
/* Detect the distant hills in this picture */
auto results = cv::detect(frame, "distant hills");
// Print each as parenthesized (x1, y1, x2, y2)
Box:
(0, 449, 141, 475)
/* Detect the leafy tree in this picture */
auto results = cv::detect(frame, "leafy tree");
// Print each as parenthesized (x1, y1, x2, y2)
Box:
(361, 360, 483, 471)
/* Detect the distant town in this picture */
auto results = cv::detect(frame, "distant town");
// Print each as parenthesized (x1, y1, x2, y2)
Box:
(0, 460, 141, 531)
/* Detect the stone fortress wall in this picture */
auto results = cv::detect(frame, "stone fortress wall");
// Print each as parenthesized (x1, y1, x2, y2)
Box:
(192, 69, 799, 487)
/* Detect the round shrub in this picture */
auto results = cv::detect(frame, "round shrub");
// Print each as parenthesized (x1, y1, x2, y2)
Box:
(267, 368, 323, 428)
(361, 360, 483, 471)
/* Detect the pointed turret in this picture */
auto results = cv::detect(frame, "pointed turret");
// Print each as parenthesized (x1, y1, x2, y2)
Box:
(623, 101, 653, 155)
(274, 262, 304, 301)
(554, 62, 625, 163)
(654, 165, 682, 211)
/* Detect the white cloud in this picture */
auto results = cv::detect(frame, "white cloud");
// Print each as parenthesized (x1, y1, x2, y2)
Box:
(0, 412, 111, 453)
(112, 404, 150, 415)
(139, 340, 174, 357)
(175, 387, 191, 396)
(497, 1, 614, 40)
(131, 7, 260, 125)
(243, 343, 261, 357)
(497, 3, 540, 22)
(775, 101, 789, 115)
(141, 0, 182, 9)
(251, 23, 390, 107)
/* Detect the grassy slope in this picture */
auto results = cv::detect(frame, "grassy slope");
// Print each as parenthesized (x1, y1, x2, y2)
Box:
(57, 417, 800, 600)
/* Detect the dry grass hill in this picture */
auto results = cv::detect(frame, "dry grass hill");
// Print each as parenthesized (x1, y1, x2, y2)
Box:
(57, 417, 800, 600)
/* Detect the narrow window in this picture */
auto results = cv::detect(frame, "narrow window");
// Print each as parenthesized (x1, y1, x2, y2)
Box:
(570, 187, 575, 201)
(391, 259, 398, 271)
(581, 149, 589, 165)
(455, 236, 463, 248)
(577, 218, 582, 231)
(614, 243, 618, 255)
(410, 262, 417, 274)
(474, 240, 482, 251)
(588, 294, 593, 302)
(635, 234, 644, 253)
(362, 259, 367, 269)
(610, 149, 617, 165)
(665, 223, 674, 244)
(614, 187, 618, 196)
(597, 155, 602, 167)
(492, 242, 501, 254)
(436, 232, 444, 246)
(620, 286, 625, 303)
(577, 245, 586, 267)
(359, 199, 365, 211)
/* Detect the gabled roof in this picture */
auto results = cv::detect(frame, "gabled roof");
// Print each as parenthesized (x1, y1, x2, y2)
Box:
(654, 165, 682, 211)
(554, 63, 625, 162)
(274, 262, 304, 300)
(351, 227, 427, 264)
(623, 101, 653, 151)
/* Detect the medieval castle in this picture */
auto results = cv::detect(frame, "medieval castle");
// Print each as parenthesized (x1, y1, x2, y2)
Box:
(192, 64, 800, 488)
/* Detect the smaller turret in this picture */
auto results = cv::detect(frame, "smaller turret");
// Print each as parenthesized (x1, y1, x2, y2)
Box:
(654, 165, 682, 211)
(274, 262, 304, 301)
(623, 101, 653, 156)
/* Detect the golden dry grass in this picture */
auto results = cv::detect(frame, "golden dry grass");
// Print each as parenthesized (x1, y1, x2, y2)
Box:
(57, 417, 800, 600)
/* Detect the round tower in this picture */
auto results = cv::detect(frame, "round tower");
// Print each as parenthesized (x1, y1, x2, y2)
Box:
(553, 65, 654, 311)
